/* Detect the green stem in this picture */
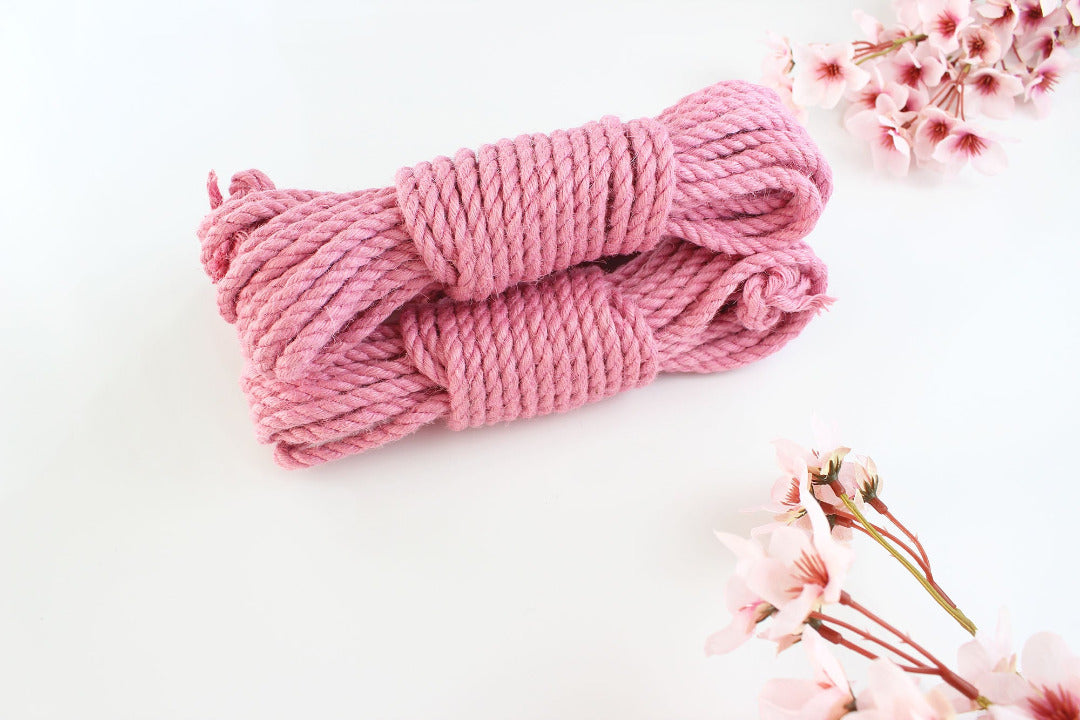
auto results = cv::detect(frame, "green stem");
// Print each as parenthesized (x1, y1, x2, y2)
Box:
(855, 34, 928, 65)
(836, 493, 977, 635)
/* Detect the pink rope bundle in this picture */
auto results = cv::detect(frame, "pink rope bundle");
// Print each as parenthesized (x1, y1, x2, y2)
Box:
(198, 81, 834, 468)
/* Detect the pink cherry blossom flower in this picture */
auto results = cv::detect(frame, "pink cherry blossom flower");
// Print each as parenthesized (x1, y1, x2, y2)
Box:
(759, 628, 855, 720)
(792, 43, 872, 109)
(942, 610, 1031, 712)
(1060, 21, 1080, 48)
(705, 569, 774, 655)
(895, 0, 925, 28)
(1025, 47, 1074, 116)
(854, 8, 913, 43)
(912, 106, 959, 164)
(752, 436, 859, 536)
(1017, 0, 1056, 33)
(919, 0, 975, 53)
(752, 439, 816, 534)
(960, 23, 1003, 64)
(839, 453, 883, 502)
(854, 8, 888, 41)
(966, 67, 1025, 118)
(903, 83, 932, 112)
(1013, 632, 1080, 720)
(846, 95, 917, 176)
(761, 33, 810, 122)
(849, 660, 958, 720)
(886, 44, 948, 88)
(932, 121, 1008, 174)
(1017, 26, 1059, 64)
(745, 499, 854, 640)
(763, 31, 795, 86)
(978, 0, 1021, 42)
(845, 67, 911, 123)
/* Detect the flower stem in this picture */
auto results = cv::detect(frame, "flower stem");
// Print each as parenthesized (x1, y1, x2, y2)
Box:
(842, 593, 982, 701)
(854, 34, 928, 65)
(868, 502, 957, 606)
(812, 612, 929, 668)
(835, 491, 976, 635)
(835, 515, 928, 575)
(816, 618, 980, 701)
(877, 503, 931, 575)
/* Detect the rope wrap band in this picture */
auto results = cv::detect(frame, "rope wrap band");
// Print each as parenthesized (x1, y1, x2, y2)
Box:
(395, 117, 674, 302)
(400, 266, 659, 430)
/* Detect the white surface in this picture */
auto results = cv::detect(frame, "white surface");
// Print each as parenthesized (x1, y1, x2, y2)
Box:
(2, 1, 1078, 717)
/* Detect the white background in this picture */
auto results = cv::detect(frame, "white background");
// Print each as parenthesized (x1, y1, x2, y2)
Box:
(2, 1, 1078, 717)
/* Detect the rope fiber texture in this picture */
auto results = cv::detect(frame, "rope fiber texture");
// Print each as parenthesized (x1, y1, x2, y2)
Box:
(197, 81, 834, 469)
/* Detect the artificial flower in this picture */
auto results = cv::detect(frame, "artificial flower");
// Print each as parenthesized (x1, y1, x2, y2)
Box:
(961, 23, 1004, 63)
(1016, 0, 1056, 33)
(1013, 632, 1080, 720)
(745, 499, 854, 640)
(912, 106, 960, 162)
(944, 610, 1030, 711)
(759, 628, 856, 720)
(919, 0, 976, 53)
(977, 0, 1022, 42)
(1016, 26, 1059, 64)
(845, 95, 917, 176)
(849, 660, 958, 720)
(886, 44, 949, 88)
(931, 120, 1008, 174)
(1025, 47, 1073, 116)
(705, 571, 775, 655)
(792, 43, 872, 109)
(965, 67, 1025, 118)
(846, 67, 911, 122)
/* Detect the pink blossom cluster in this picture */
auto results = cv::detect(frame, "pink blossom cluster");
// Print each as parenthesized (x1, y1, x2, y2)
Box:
(708, 437, 1080, 720)
(763, 0, 1078, 175)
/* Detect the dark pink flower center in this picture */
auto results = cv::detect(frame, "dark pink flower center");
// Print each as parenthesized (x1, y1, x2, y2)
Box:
(791, 550, 830, 590)
(1036, 68, 1062, 94)
(955, 132, 988, 157)
(1022, 2, 1046, 30)
(936, 13, 959, 37)
(877, 125, 902, 151)
(967, 35, 987, 56)
(927, 120, 951, 143)
(900, 63, 924, 86)
(988, 4, 1017, 30)
(817, 62, 844, 81)
(1028, 686, 1080, 720)
(782, 478, 801, 506)
(974, 73, 1000, 95)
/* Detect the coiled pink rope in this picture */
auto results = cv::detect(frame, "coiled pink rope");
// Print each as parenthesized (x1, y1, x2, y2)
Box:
(198, 81, 834, 468)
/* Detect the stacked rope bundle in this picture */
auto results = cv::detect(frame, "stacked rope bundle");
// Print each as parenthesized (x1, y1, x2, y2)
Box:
(198, 80, 834, 468)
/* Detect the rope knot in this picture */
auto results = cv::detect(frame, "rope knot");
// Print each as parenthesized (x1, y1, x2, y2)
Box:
(735, 264, 832, 332)
(399, 266, 659, 430)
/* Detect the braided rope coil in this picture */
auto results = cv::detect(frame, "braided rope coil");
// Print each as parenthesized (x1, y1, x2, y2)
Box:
(198, 81, 834, 468)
